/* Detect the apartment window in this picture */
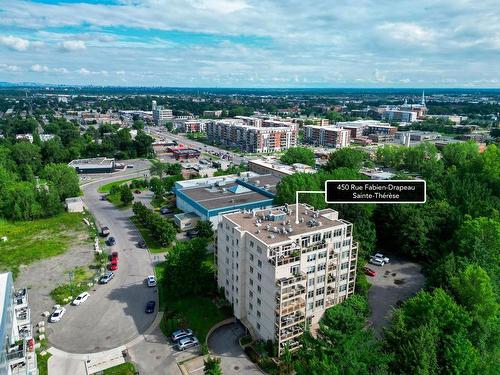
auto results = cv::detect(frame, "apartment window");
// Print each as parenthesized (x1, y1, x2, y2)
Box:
(226, 235, 229, 241)
(318, 251, 327, 259)
(307, 266, 315, 274)
(235, 298, 238, 304)
(307, 290, 314, 298)
(340, 262, 349, 270)
(250, 254, 254, 261)
(334, 241, 341, 249)
(236, 263, 239, 270)
(236, 251, 239, 257)
(308, 278, 315, 287)
(316, 287, 325, 296)
(313, 233, 321, 242)
(317, 275, 325, 283)
(257, 298, 261, 306)
(315, 299, 324, 307)
(257, 246, 262, 254)
(249, 291, 254, 298)
(308, 302, 313, 310)
(225, 279, 229, 286)
(236, 275, 239, 282)
(317, 263, 326, 271)
(257, 273, 262, 281)
(249, 266, 254, 274)
(334, 229, 342, 237)
(307, 254, 316, 262)
(249, 278, 254, 286)
(324, 231, 332, 239)
(257, 311, 261, 318)
(339, 285, 347, 292)
(290, 265, 299, 274)
(226, 246, 229, 253)
(226, 258, 229, 265)
(342, 250, 350, 259)
(301, 237, 310, 247)
(340, 274, 348, 281)
(257, 285, 262, 293)
(256, 323, 261, 330)
(343, 239, 351, 247)
(236, 287, 238, 293)
(257, 260, 262, 268)
(249, 302, 253, 310)
(236, 239, 239, 245)
(250, 241, 254, 248)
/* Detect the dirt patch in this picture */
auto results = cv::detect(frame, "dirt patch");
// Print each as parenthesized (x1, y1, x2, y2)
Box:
(15, 242, 95, 325)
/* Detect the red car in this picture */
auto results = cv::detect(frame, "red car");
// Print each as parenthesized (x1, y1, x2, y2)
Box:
(108, 262, 118, 271)
(364, 267, 376, 277)
(110, 252, 118, 260)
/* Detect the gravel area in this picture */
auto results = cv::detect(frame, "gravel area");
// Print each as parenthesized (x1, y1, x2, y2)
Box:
(15, 240, 95, 324)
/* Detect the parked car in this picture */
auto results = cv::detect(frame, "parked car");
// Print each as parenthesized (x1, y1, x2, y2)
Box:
(100, 195, 107, 201)
(137, 240, 147, 249)
(369, 257, 385, 266)
(99, 271, 114, 284)
(373, 253, 390, 263)
(127, 164, 134, 168)
(159, 207, 171, 215)
(364, 267, 376, 277)
(146, 275, 157, 287)
(145, 301, 156, 313)
(106, 237, 116, 246)
(134, 189, 141, 194)
(49, 307, 66, 322)
(108, 260, 118, 271)
(171, 328, 193, 343)
(186, 229, 199, 239)
(176, 336, 199, 351)
(110, 251, 118, 260)
(72, 292, 90, 305)
(100, 226, 110, 237)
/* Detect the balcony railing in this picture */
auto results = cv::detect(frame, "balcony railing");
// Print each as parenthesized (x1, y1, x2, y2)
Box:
(276, 299, 306, 316)
(276, 284, 305, 302)
(276, 272, 306, 287)
(276, 312, 305, 328)
(301, 242, 327, 254)
(279, 326, 304, 341)
(7, 341, 25, 363)
(269, 253, 300, 267)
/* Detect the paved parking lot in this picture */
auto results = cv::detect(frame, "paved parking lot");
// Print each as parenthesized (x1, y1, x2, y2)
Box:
(208, 322, 262, 375)
(366, 256, 425, 335)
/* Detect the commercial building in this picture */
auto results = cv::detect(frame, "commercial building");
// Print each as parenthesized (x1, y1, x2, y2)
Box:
(248, 158, 316, 178)
(152, 100, 173, 126)
(172, 148, 201, 160)
(206, 117, 297, 153)
(216, 204, 358, 356)
(304, 125, 350, 148)
(173, 173, 280, 226)
(0, 272, 38, 375)
(382, 109, 418, 123)
(364, 123, 397, 136)
(68, 157, 115, 173)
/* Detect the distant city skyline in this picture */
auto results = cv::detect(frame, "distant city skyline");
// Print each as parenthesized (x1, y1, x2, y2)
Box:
(0, 0, 499, 88)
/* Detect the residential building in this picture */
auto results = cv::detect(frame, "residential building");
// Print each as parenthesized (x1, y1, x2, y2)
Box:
(173, 173, 280, 226)
(182, 120, 208, 133)
(382, 109, 418, 123)
(216, 204, 358, 356)
(304, 125, 350, 148)
(364, 123, 397, 136)
(248, 157, 316, 178)
(68, 157, 115, 173)
(203, 110, 223, 118)
(206, 117, 297, 153)
(0, 272, 38, 375)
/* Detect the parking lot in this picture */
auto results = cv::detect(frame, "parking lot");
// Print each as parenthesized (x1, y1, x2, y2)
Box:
(366, 256, 426, 335)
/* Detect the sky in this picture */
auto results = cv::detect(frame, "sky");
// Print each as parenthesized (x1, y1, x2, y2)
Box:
(0, 0, 499, 87)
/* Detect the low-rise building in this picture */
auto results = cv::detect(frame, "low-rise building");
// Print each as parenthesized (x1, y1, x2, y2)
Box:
(68, 157, 115, 173)
(216, 204, 358, 356)
(65, 197, 85, 213)
(382, 109, 418, 123)
(248, 157, 316, 178)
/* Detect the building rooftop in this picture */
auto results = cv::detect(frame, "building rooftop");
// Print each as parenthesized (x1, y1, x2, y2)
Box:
(224, 204, 348, 245)
(68, 157, 114, 166)
(249, 157, 316, 176)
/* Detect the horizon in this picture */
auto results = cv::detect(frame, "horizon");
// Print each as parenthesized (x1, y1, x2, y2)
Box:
(1, 1, 499, 88)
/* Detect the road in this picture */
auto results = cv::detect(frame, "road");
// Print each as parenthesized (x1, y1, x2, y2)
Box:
(146, 126, 249, 165)
(47, 166, 158, 353)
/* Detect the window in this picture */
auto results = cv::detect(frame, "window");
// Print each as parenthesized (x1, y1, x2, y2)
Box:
(342, 250, 350, 258)
(236, 263, 239, 270)
(236, 275, 239, 282)
(249, 278, 254, 286)
(334, 229, 342, 237)
(343, 239, 351, 247)
(315, 299, 323, 307)
(226, 279, 229, 286)
(301, 237, 310, 247)
(339, 285, 347, 292)
(226, 235, 229, 241)
(307, 290, 314, 298)
(236, 239, 239, 245)
(256, 323, 261, 330)
(340, 274, 348, 281)
(340, 262, 349, 270)
(316, 287, 324, 296)
(308, 278, 315, 287)
(324, 231, 332, 239)
(257, 285, 262, 293)
(334, 241, 341, 249)
(257, 246, 262, 254)
(249, 266, 254, 274)
(250, 254, 254, 261)
(257, 311, 261, 318)
(308, 302, 313, 310)
(257, 260, 262, 268)
(313, 233, 321, 242)
(226, 258, 229, 265)
(257, 298, 261, 305)
(249, 302, 253, 310)
(249, 291, 254, 298)
(290, 265, 299, 274)
(317, 263, 326, 271)
(250, 241, 254, 248)
(317, 275, 325, 283)
(257, 273, 262, 281)
(307, 254, 316, 262)
(318, 251, 327, 259)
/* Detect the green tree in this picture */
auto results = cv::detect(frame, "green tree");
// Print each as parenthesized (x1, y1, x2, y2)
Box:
(280, 147, 316, 167)
(203, 356, 222, 375)
(150, 160, 169, 178)
(324, 148, 367, 171)
(196, 220, 214, 238)
(11, 142, 42, 174)
(120, 184, 134, 205)
(40, 163, 81, 200)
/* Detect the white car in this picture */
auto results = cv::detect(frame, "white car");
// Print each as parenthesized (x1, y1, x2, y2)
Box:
(373, 253, 390, 263)
(72, 292, 90, 306)
(49, 307, 66, 322)
(146, 275, 157, 287)
(369, 257, 385, 266)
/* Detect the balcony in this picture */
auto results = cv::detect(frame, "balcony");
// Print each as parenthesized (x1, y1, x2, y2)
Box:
(15, 306, 30, 326)
(276, 284, 305, 302)
(325, 298, 336, 307)
(276, 272, 306, 287)
(276, 311, 305, 329)
(269, 253, 300, 267)
(276, 298, 306, 316)
(279, 325, 304, 341)
(302, 242, 327, 254)
(327, 263, 337, 271)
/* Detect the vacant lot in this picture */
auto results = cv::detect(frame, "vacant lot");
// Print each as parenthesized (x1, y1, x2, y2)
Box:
(0, 213, 90, 277)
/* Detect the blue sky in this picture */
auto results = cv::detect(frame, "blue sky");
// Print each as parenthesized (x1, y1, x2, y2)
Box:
(0, 0, 499, 87)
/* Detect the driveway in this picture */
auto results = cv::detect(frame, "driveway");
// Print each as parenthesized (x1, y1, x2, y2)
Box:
(366, 256, 425, 335)
(47, 167, 158, 353)
(207, 322, 262, 375)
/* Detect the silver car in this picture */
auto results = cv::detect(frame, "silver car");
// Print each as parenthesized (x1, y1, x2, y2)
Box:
(176, 336, 199, 351)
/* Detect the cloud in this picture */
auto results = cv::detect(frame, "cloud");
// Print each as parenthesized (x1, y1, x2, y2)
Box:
(77, 68, 91, 75)
(0, 64, 21, 72)
(30, 64, 50, 72)
(59, 40, 86, 51)
(53, 67, 69, 74)
(0, 35, 30, 51)
(377, 22, 435, 45)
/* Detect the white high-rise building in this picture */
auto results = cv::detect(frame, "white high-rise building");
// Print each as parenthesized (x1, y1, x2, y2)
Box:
(152, 100, 173, 126)
(216, 204, 358, 356)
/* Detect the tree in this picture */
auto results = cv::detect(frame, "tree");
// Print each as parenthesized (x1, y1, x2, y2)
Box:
(280, 147, 316, 167)
(40, 163, 81, 200)
(196, 220, 214, 238)
(203, 356, 222, 375)
(11, 142, 42, 174)
(150, 160, 169, 178)
(120, 184, 134, 205)
(324, 148, 367, 171)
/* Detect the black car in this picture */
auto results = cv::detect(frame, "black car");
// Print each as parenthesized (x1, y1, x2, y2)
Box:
(145, 301, 156, 314)
(138, 240, 147, 249)
(159, 207, 171, 215)
(106, 237, 116, 246)
(186, 229, 199, 239)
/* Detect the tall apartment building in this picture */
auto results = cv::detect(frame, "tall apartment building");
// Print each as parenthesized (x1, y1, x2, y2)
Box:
(0, 272, 38, 375)
(304, 125, 350, 148)
(216, 204, 358, 356)
(206, 118, 297, 153)
(152, 101, 173, 126)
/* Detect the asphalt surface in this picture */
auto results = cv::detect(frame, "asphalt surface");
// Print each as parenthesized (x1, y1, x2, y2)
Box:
(47, 166, 158, 353)
(207, 323, 262, 375)
(366, 256, 425, 335)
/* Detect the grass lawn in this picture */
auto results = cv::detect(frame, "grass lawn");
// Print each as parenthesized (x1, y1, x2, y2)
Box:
(105, 193, 132, 209)
(160, 295, 230, 343)
(97, 178, 139, 193)
(154, 263, 167, 311)
(36, 352, 51, 375)
(0, 213, 88, 278)
(130, 216, 169, 253)
(102, 362, 136, 375)
(50, 266, 95, 304)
